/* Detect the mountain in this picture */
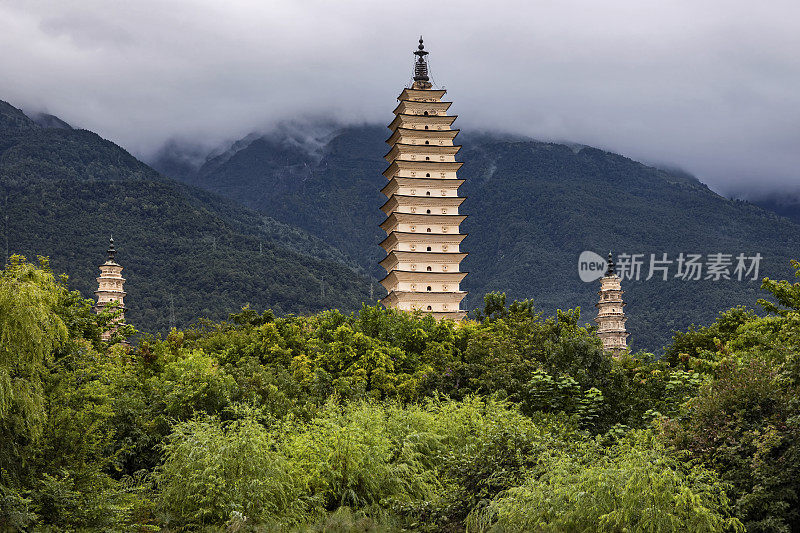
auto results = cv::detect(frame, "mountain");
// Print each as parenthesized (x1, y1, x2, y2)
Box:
(749, 193, 800, 225)
(29, 111, 73, 130)
(149, 138, 216, 182)
(168, 124, 385, 271)
(456, 139, 798, 349)
(0, 100, 378, 333)
(152, 122, 800, 351)
(0, 100, 37, 130)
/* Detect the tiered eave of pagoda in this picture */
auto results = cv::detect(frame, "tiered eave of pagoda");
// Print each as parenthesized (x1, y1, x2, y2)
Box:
(378, 231, 467, 251)
(383, 143, 461, 161)
(379, 195, 465, 216)
(386, 127, 460, 145)
(387, 113, 458, 132)
(381, 160, 463, 179)
(380, 177, 464, 197)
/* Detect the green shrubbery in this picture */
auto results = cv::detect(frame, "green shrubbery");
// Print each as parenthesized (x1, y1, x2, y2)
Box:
(3, 255, 800, 530)
(475, 431, 741, 532)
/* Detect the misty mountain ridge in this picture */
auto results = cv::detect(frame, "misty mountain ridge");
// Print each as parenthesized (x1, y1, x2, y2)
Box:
(0, 100, 38, 130)
(735, 191, 800, 226)
(152, 118, 709, 189)
(0, 102, 75, 131)
(29, 111, 73, 130)
(149, 118, 351, 181)
(0, 99, 377, 333)
(147, 120, 800, 351)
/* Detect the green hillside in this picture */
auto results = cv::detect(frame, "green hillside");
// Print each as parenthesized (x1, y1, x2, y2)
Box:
(459, 140, 799, 350)
(159, 124, 800, 350)
(0, 101, 378, 332)
(172, 126, 387, 269)
(750, 193, 800, 225)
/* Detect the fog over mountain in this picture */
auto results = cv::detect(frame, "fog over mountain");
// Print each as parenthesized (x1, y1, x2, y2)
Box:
(1, 0, 799, 198)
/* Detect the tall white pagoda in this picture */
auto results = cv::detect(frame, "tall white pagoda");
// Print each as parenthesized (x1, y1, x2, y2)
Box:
(95, 236, 126, 340)
(595, 253, 629, 354)
(379, 38, 468, 320)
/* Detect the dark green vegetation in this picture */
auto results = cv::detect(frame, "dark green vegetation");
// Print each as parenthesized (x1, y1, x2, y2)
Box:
(749, 194, 800, 225)
(4, 254, 800, 531)
(155, 125, 800, 350)
(0, 101, 378, 332)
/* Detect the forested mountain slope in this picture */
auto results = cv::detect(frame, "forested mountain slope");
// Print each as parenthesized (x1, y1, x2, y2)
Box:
(0, 100, 377, 332)
(154, 123, 800, 350)
(749, 193, 800, 225)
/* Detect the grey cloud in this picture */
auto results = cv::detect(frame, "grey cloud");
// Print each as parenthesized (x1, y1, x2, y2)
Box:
(0, 0, 798, 197)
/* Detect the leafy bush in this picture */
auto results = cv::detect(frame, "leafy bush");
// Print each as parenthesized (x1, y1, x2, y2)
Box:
(473, 431, 743, 532)
(157, 416, 306, 527)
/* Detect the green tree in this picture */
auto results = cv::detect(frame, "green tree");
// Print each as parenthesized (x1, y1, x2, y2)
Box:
(0, 256, 67, 442)
(662, 358, 800, 531)
(662, 261, 800, 531)
(0, 256, 68, 527)
(759, 260, 800, 315)
(157, 415, 306, 527)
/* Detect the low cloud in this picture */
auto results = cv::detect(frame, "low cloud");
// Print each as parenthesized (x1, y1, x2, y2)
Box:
(1, 0, 798, 196)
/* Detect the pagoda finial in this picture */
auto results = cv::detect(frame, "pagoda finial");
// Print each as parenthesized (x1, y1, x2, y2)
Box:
(107, 235, 116, 262)
(413, 36, 430, 82)
(606, 251, 615, 276)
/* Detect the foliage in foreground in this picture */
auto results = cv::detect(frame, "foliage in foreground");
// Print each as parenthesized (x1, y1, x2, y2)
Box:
(156, 400, 738, 532)
(473, 431, 742, 532)
(4, 256, 800, 530)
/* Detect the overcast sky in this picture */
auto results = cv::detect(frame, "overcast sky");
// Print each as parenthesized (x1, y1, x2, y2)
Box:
(1, 0, 798, 197)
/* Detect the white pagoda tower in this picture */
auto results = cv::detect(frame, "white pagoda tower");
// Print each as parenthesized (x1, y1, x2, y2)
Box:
(379, 38, 467, 320)
(95, 237, 126, 340)
(595, 253, 629, 354)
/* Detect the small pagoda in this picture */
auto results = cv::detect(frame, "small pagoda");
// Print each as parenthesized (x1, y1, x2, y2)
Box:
(95, 236, 126, 340)
(379, 37, 468, 320)
(595, 253, 629, 354)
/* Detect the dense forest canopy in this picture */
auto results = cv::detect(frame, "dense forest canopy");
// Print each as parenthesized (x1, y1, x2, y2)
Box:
(2, 255, 799, 531)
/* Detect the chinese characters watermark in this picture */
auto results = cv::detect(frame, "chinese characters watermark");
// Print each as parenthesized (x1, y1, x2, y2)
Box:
(578, 251, 762, 283)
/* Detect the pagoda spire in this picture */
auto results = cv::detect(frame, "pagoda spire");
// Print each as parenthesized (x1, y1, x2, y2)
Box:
(594, 252, 629, 355)
(413, 36, 429, 82)
(379, 40, 467, 321)
(605, 251, 615, 275)
(95, 236, 127, 341)
(107, 235, 116, 261)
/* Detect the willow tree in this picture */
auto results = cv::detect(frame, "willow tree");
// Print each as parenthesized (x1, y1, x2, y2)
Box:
(0, 256, 68, 479)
